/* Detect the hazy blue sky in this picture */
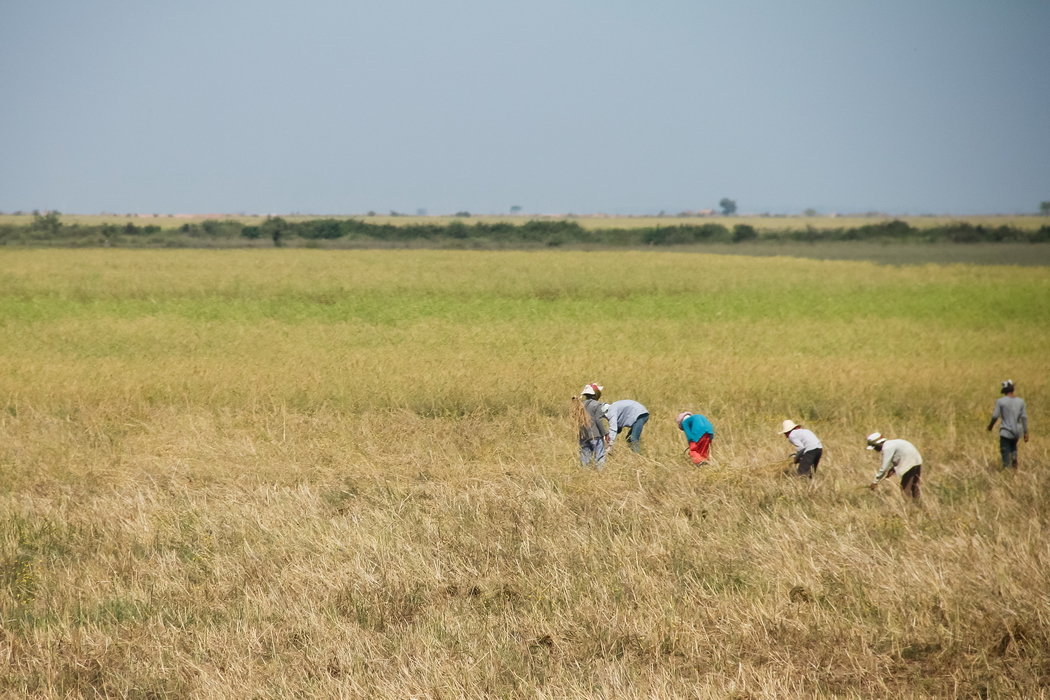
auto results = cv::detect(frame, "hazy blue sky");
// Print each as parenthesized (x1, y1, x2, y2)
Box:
(2, 1, 1048, 216)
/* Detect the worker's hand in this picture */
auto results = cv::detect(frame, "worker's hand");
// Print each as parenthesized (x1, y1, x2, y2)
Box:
(1024, 434, 1030, 443)
(868, 482, 878, 491)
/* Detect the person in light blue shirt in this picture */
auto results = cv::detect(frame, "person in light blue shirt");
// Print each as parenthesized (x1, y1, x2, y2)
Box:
(603, 399, 650, 453)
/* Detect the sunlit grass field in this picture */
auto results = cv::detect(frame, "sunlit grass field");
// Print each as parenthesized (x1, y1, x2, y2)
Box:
(1, 249, 1048, 697)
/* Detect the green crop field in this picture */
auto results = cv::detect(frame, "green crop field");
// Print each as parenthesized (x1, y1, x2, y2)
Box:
(1, 248, 1047, 697)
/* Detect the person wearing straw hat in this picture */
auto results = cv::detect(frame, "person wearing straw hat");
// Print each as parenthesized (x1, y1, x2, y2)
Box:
(780, 420, 823, 478)
(676, 411, 714, 466)
(603, 399, 650, 453)
(865, 432, 922, 500)
(573, 383, 610, 469)
(987, 379, 1029, 469)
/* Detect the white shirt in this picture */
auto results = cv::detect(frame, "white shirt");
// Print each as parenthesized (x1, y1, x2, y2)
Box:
(874, 439, 923, 483)
(787, 428, 822, 453)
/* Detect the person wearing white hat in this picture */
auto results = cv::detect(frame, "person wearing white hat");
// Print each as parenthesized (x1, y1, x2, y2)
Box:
(865, 432, 922, 500)
(603, 399, 650, 453)
(573, 383, 610, 468)
(676, 411, 714, 465)
(780, 420, 823, 478)
(987, 380, 1029, 469)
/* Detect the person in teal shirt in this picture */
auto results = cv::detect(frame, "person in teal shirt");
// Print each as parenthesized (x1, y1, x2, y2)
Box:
(676, 411, 714, 465)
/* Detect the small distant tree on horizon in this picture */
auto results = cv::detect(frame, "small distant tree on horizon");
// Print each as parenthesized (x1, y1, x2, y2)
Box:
(31, 210, 62, 234)
(261, 216, 289, 247)
(719, 198, 737, 216)
(1040, 201, 1050, 216)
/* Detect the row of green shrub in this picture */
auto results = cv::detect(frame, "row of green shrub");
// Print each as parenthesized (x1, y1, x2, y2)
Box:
(3, 213, 1049, 247)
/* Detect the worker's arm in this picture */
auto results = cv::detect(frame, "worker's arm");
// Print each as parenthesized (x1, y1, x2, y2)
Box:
(872, 448, 895, 485)
(987, 402, 1001, 432)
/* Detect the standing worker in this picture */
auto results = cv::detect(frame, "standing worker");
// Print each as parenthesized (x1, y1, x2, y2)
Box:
(676, 411, 714, 466)
(865, 432, 922, 500)
(780, 420, 823, 478)
(987, 379, 1029, 469)
(573, 383, 610, 469)
(604, 399, 650, 453)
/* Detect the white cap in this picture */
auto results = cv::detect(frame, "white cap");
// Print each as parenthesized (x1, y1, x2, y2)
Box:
(866, 432, 886, 450)
(781, 420, 799, 434)
(601, 403, 611, 415)
(581, 383, 603, 396)
(1001, 379, 1015, 393)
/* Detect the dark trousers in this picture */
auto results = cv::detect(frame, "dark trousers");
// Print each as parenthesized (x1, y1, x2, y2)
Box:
(900, 465, 922, 500)
(796, 448, 822, 478)
(999, 436, 1019, 469)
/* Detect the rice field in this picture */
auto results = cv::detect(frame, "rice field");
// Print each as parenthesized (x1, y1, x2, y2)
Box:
(0, 248, 1047, 697)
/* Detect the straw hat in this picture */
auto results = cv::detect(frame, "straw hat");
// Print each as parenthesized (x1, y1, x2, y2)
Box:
(866, 432, 886, 450)
(676, 411, 692, 428)
(781, 420, 799, 434)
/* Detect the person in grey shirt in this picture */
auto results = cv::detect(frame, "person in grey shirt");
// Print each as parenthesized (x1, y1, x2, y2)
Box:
(987, 379, 1029, 469)
(603, 399, 650, 453)
(574, 383, 610, 469)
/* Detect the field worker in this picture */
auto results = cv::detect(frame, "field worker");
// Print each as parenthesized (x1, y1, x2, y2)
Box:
(780, 420, 823, 478)
(865, 432, 922, 500)
(603, 399, 650, 453)
(987, 379, 1029, 469)
(573, 383, 610, 469)
(676, 411, 714, 466)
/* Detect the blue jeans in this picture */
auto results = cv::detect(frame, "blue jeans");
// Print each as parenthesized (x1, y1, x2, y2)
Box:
(626, 413, 649, 452)
(580, 438, 607, 469)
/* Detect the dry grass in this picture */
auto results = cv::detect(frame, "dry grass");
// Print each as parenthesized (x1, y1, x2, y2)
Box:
(0, 249, 1047, 697)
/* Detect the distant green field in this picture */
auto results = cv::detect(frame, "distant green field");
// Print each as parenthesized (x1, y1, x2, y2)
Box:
(2, 212, 1047, 231)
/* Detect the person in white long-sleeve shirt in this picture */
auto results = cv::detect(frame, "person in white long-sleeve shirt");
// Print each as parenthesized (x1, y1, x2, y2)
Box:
(780, 420, 823, 478)
(865, 432, 922, 500)
(603, 399, 650, 453)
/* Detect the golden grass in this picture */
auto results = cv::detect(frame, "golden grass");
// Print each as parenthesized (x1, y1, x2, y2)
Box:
(0, 249, 1047, 697)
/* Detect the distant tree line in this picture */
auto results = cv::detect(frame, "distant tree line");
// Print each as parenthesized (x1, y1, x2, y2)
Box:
(1, 213, 1048, 248)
